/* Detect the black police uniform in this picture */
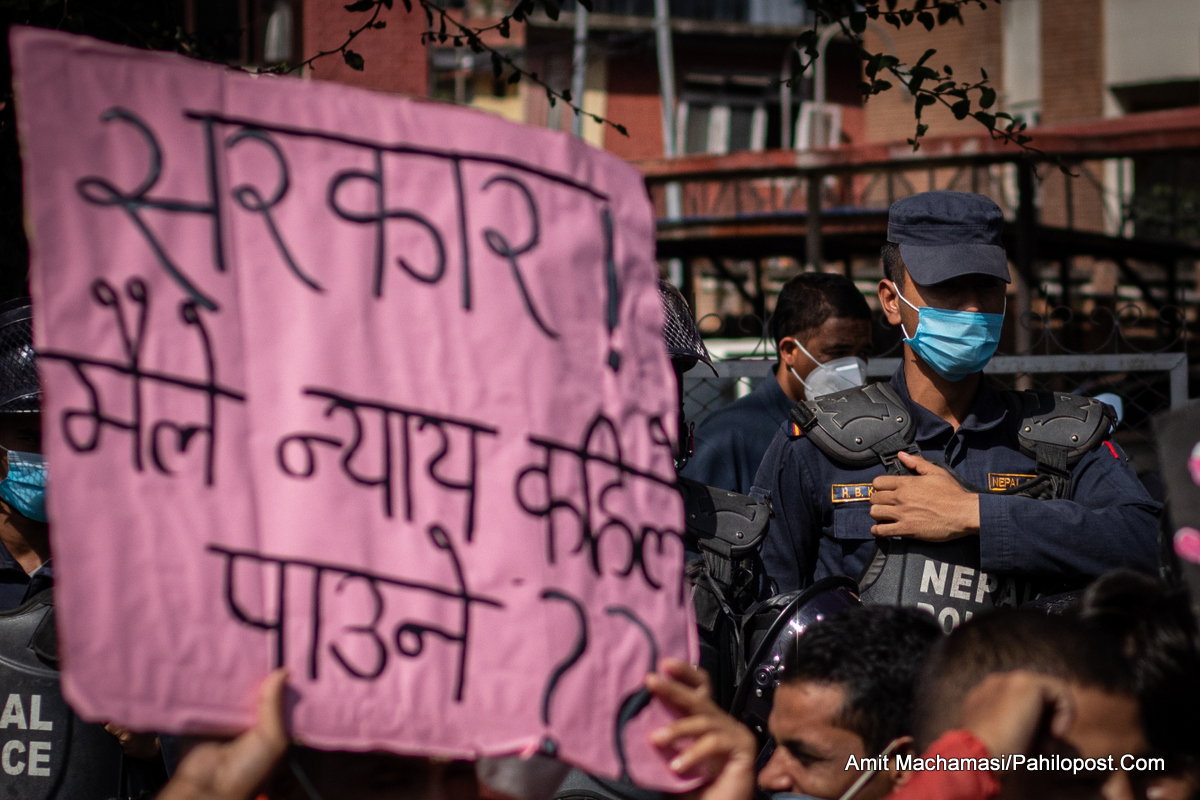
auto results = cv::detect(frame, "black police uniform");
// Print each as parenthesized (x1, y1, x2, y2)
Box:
(0, 547, 51, 611)
(752, 365, 1162, 598)
(680, 376, 794, 494)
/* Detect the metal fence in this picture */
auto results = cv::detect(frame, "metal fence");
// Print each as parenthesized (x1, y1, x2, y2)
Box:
(683, 307, 1189, 472)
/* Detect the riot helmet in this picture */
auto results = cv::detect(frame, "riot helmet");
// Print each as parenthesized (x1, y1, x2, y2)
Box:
(658, 281, 713, 470)
(730, 576, 861, 766)
(659, 280, 713, 376)
(0, 299, 39, 414)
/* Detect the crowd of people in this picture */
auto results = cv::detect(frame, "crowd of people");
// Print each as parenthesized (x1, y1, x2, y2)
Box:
(0, 189, 1196, 799)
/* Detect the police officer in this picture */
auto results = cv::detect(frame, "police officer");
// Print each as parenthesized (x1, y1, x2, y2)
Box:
(681, 273, 872, 494)
(752, 191, 1160, 625)
(0, 299, 51, 609)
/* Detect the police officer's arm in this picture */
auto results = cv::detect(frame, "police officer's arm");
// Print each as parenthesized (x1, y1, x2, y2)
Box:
(869, 452, 981, 541)
(870, 446, 1159, 576)
(752, 427, 820, 594)
(975, 441, 1160, 577)
(680, 419, 740, 494)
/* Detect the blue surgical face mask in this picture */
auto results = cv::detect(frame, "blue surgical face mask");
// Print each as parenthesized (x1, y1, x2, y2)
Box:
(0, 448, 47, 523)
(896, 285, 1004, 382)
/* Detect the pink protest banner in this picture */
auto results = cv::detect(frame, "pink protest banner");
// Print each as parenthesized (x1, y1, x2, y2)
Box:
(11, 28, 693, 787)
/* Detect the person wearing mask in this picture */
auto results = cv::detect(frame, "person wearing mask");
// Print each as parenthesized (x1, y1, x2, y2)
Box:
(753, 191, 1159, 623)
(0, 300, 51, 609)
(648, 606, 941, 800)
(681, 273, 871, 494)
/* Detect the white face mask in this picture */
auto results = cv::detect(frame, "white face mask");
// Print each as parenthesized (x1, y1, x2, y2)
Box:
(785, 338, 867, 400)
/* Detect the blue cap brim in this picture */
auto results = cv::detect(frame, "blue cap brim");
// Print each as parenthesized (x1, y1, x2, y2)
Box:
(898, 243, 1011, 285)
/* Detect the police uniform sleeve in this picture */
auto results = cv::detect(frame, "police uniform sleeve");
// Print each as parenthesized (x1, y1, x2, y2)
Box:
(679, 415, 740, 493)
(750, 423, 819, 594)
(977, 440, 1161, 578)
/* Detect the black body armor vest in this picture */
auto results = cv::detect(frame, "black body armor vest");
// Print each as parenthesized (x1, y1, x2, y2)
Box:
(0, 590, 130, 800)
(790, 384, 1115, 630)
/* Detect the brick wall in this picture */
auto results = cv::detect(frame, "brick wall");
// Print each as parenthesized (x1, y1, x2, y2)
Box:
(862, 5, 1003, 144)
(1039, 0, 1106, 231)
(303, 0, 429, 96)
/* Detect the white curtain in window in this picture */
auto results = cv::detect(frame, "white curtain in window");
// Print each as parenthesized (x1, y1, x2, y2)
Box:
(264, 0, 294, 63)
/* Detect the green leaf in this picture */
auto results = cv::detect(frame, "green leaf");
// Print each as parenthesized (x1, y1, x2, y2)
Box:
(979, 86, 996, 109)
(858, 81, 874, 95)
(579, 0, 594, 9)
(884, 12, 901, 28)
(899, 9, 913, 24)
(974, 111, 996, 130)
(543, 0, 560, 21)
(546, 88, 556, 107)
(917, 11, 934, 30)
(879, 55, 900, 70)
(849, 11, 867, 32)
(872, 79, 892, 92)
(344, 0, 375, 10)
(343, 49, 365, 70)
(796, 29, 816, 46)
(910, 65, 937, 80)
(424, 6, 433, 25)
(615, 124, 629, 137)
(562, 89, 572, 102)
(943, 64, 953, 76)
(865, 6, 879, 19)
(980, 67, 988, 80)
(915, 48, 937, 67)
(909, 76, 925, 94)
(865, 53, 882, 79)
(383, 0, 393, 7)
(916, 93, 937, 107)
(374, 19, 387, 27)
(498, 18, 510, 36)
(508, 71, 521, 84)
(453, 36, 462, 46)
(951, 99, 970, 119)
(886, 0, 897, 9)
(935, 80, 956, 91)
(937, 4, 961, 25)
(917, 123, 929, 136)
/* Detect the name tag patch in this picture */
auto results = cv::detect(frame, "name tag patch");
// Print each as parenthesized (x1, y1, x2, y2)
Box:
(832, 484, 874, 503)
(987, 473, 1037, 492)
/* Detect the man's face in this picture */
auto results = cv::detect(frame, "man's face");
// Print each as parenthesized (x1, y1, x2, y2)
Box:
(1000, 684, 1148, 800)
(879, 271, 1007, 335)
(780, 316, 873, 401)
(758, 681, 895, 800)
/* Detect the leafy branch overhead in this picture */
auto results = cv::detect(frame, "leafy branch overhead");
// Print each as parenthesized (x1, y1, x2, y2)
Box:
(794, 0, 1044, 159)
(328, 0, 627, 136)
(328, 0, 1039, 155)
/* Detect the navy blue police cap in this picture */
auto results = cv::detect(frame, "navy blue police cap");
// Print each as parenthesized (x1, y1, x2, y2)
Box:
(887, 190, 1011, 285)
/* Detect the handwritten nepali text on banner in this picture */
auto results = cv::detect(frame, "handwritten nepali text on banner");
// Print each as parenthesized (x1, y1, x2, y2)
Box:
(12, 27, 692, 788)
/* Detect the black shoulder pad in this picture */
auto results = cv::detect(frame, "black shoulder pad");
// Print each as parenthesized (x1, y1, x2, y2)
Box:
(1002, 391, 1116, 467)
(678, 476, 769, 560)
(791, 382, 915, 467)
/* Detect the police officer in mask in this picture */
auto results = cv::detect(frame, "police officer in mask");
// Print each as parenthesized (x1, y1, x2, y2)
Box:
(0, 299, 51, 609)
(0, 299, 170, 798)
(753, 191, 1160, 628)
(682, 274, 872, 495)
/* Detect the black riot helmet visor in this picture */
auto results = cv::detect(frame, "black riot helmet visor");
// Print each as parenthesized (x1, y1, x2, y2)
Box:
(0, 300, 39, 414)
(730, 576, 862, 767)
